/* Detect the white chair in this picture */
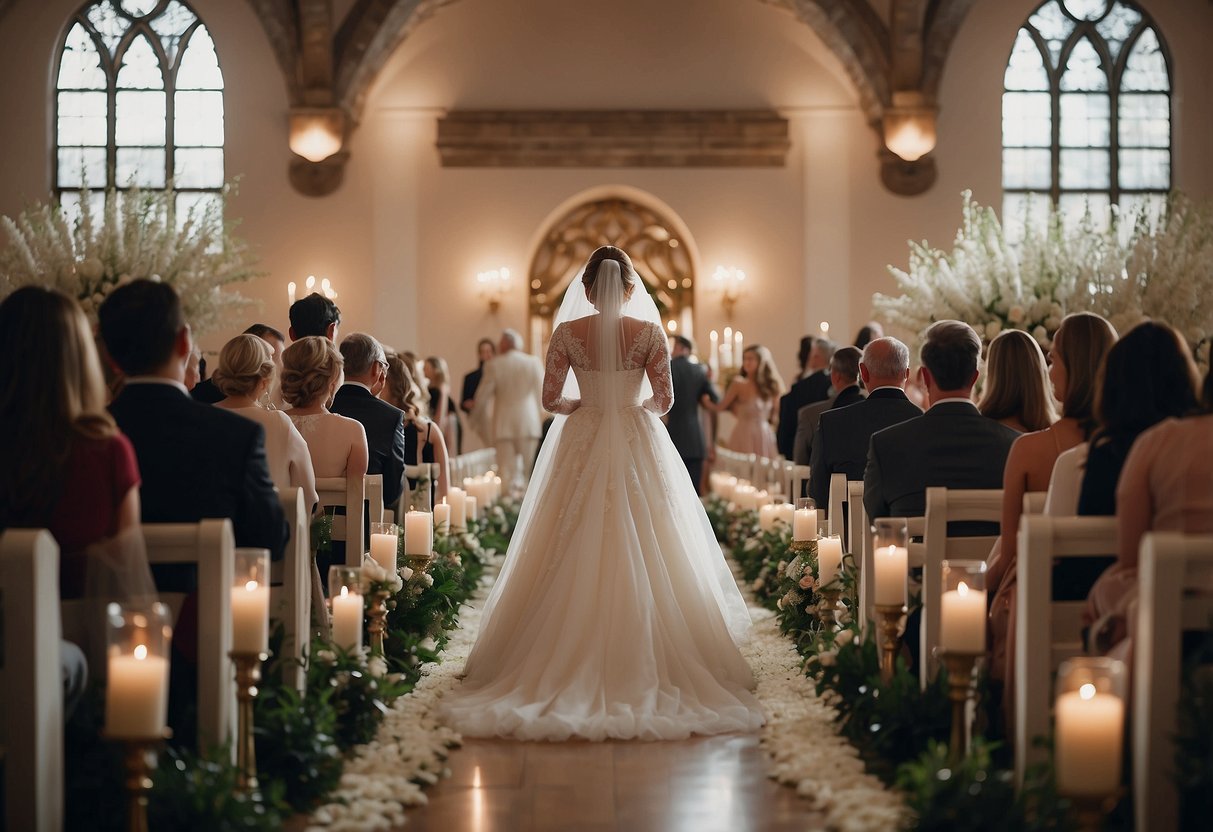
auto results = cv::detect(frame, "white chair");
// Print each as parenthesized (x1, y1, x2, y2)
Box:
(1014, 514, 1118, 786)
(271, 488, 310, 693)
(920, 487, 1002, 686)
(846, 481, 869, 632)
(365, 474, 385, 524)
(405, 463, 442, 510)
(315, 476, 366, 567)
(827, 473, 847, 542)
(790, 464, 810, 502)
(0, 529, 64, 832)
(1134, 531, 1213, 832)
(143, 518, 236, 753)
(1022, 491, 1046, 516)
(861, 512, 924, 635)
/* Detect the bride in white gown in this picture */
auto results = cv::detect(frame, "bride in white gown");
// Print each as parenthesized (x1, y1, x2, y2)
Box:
(441, 246, 764, 741)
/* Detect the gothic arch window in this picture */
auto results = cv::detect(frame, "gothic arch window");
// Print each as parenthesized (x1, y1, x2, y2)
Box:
(1002, 0, 1171, 235)
(54, 0, 224, 219)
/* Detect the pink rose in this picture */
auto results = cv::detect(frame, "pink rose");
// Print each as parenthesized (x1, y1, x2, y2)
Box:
(799, 575, 815, 590)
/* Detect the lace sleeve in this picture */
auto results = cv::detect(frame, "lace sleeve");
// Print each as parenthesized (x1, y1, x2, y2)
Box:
(543, 325, 580, 415)
(642, 322, 674, 416)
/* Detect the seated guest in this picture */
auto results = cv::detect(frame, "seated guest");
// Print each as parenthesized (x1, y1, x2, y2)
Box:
(1077, 321, 1200, 516)
(331, 333, 407, 510)
(778, 336, 835, 458)
(282, 337, 368, 480)
(193, 323, 286, 405)
(809, 338, 919, 509)
(213, 334, 318, 512)
(288, 292, 341, 342)
(382, 351, 451, 506)
(794, 346, 864, 466)
(978, 329, 1056, 433)
(853, 321, 883, 350)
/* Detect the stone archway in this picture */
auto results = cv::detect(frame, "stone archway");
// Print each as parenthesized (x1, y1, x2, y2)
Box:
(526, 194, 696, 352)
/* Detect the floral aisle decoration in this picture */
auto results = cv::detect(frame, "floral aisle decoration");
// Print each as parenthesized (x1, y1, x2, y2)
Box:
(0, 184, 260, 333)
(874, 191, 1213, 351)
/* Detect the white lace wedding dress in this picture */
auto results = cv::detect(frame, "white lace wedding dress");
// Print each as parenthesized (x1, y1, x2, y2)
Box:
(440, 312, 764, 741)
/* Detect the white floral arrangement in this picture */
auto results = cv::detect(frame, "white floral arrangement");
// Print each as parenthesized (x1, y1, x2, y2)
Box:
(0, 185, 260, 333)
(875, 191, 1213, 350)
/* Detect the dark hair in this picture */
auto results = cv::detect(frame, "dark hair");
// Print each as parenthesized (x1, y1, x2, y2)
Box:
(1091, 321, 1199, 447)
(582, 245, 638, 302)
(919, 320, 981, 391)
(854, 326, 878, 349)
(797, 336, 814, 370)
(1052, 312, 1118, 431)
(98, 279, 185, 375)
(673, 335, 695, 353)
(289, 293, 341, 338)
(829, 346, 862, 383)
(245, 323, 285, 343)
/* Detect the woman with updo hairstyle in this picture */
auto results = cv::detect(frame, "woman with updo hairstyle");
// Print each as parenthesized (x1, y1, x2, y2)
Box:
(282, 336, 368, 483)
(706, 343, 785, 459)
(214, 334, 317, 511)
(978, 329, 1057, 433)
(381, 351, 450, 506)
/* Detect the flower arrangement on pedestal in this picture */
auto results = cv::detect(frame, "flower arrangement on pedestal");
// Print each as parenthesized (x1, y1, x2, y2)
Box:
(874, 191, 1213, 353)
(0, 184, 260, 333)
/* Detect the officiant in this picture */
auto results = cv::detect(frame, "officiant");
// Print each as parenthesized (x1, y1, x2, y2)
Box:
(666, 335, 718, 494)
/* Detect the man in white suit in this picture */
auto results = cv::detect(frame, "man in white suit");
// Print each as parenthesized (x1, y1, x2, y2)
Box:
(475, 329, 545, 489)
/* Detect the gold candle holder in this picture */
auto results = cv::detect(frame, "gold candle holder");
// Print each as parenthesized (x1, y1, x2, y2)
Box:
(230, 650, 268, 793)
(103, 731, 170, 832)
(941, 651, 980, 761)
(405, 550, 437, 575)
(817, 587, 842, 627)
(875, 603, 906, 682)
(1068, 791, 1122, 832)
(788, 538, 817, 555)
(367, 589, 391, 656)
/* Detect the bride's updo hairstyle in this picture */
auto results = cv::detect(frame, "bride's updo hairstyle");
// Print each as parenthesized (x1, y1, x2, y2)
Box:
(281, 336, 344, 408)
(582, 245, 638, 304)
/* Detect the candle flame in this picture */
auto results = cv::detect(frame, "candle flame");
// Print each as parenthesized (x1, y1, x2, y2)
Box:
(1079, 683, 1096, 700)
(134, 644, 148, 660)
(340, 585, 349, 598)
(957, 581, 969, 596)
(245, 580, 258, 592)
(306, 274, 316, 290)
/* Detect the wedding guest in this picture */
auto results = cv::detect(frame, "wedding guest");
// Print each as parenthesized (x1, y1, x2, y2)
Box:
(853, 321, 884, 350)
(192, 323, 286, 405)
(809, 338, 919, 509)
(667, 335, 719, 492)
(461, 337, 496, 413)
(331, 333, 407, 510)
(794, 346, 864, 467)
(978, 329, 1056, 433)
(475, 330, 545, 488)
(382, 351, 450, 506)
(288, 292, 341, 341)
(793, 336, 814, 383)
(424, 355, 461, 453)
(212, 334, 317, 512)
(777, 337, 834, 458)
(709, 344, 784, 459)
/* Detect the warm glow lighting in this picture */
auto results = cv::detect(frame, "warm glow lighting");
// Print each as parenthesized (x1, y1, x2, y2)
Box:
(883, 91, 937, 163)
(289, 110, 344, 163)
(667, 320, 677, 332)
(820, 320, 830, 334)
(477, 267, 512, 314)
(244, 580, 258, 592)
(306, 275, 316, 291)
(339, 585, 349, 598)
(1079, 683, 1096, 701)
(713, 265, 747, 319)
(133, 644, 148, 661)
(287, 281, 297, 305)
(957, 581, 969, 596)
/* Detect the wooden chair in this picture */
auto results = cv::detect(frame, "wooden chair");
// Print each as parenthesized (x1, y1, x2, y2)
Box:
(143, 518, 236, 752)
(790, 464, 810, 503)
(271, 488, 310, 693)
(1014, 514, 1118, 785)
(827, 473, 847, 542)
(0, 529, 64, 832)
(1022, 491, 1046, 516)
(846, 481, 868, 632)
(403, 463, 441, 510)
(314, 476, 366, 567)
(365, 474, 385, 524)
(1134, 531, 1213, 832)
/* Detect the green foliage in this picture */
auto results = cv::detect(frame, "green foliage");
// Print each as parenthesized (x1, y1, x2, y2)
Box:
(308, 645, 410, 751)
(253, 681, 344, 812)
(1176, 660, 1213, 830)
(148, 744, 285, 831)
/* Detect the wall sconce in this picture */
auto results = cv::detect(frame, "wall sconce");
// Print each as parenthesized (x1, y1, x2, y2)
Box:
(288, 108, 348, 198)
(713, 265, 746, 321)
(477, 268, 511, 314)
(288, 274, 337, 306)
(880, 91, 938, 196)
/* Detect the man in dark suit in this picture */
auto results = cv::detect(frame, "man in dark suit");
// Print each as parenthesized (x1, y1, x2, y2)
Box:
(460, 338, 496, 414)
(777, 336, 835, 458)
(190, 323, 285, 404)
(794, 346, 865, 467)
(331, 333, 408, 511)
(809, 338, 920, 508)
(288, 292, 341, 341)
(666, 336, 719, 493)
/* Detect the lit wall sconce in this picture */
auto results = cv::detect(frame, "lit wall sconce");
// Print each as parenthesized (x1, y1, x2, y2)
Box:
(477, 268, 511, 314)
(712, 265, 747, 321)
(880, 91, 938, 196)
(288, 108, 348, 198)
(288, 274, 337, 306)
(819, 320, 830, 337)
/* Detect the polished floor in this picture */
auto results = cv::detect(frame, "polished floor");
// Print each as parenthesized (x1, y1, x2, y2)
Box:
(401, 733, 826, 832)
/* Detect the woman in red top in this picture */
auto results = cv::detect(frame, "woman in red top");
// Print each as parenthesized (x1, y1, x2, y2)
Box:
(0, 286, 141, 598)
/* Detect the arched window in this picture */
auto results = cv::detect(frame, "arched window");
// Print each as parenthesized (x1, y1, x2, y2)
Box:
(1002, 0, 1170, 235)
(55, 0, 223, 219)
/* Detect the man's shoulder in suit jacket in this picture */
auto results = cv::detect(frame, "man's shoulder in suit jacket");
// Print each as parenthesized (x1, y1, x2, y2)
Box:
(667, 356, 713, 459)
(331, 384, 407, 507)
(778, 370, 832, 457)
(110, 382, 288, 559)
(189, 377, 223, 404)
(810, 387, 920, 507)
(792, 398, 833, 466)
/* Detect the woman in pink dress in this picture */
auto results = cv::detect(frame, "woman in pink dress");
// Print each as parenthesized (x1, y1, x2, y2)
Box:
(708, 344, 785, 459)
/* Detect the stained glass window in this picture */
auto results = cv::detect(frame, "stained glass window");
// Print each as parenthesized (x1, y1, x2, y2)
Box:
(54, 1, 223, 219)
(1002, 1, 1170, 238)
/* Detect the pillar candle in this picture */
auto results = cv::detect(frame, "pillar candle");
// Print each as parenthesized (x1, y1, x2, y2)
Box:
(405, 510, 433, 556)
(331, 587, 363, 652)
(873, 545, 908, 606)
(1055, 686, 1125, 796)
(817, 536, 843, 585)
(434, 500, 451, 533)
(776, 503, 795, 528)
(466, 495, 479, 522)
(793, 507, 818, 541)
(448, 487, 467, 528)
(369, 532, 397, 573)
(758, 505, 777, 531)
(106, 648, 169, 737)
(492, 476, 502, 502)
(231, 580, 270, 653)
(939, 581, 987, 653)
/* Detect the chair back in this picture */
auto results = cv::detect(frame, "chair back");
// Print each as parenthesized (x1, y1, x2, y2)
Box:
(314, 476, 366, 567)
(1022, 491, 1046, 516)
(1014, 514, 1118, 785)
(846, 480, 869, 632)
(403, 463, 441, 510)
(920, 487, 1002, 686)
(143, 518, 236, 752)
(790, 464, 810, 503)
(0, 529, 64, 832)
(861, 513, 924, 632)
(1133, 532, 1213, 832)
(365, 474, 385, 524)
(452, 448, 498, 481)
(827, 473, 847, 543)
(271, 488, 310, 693)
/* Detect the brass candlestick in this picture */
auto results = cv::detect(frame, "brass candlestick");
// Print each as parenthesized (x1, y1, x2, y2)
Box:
(817, 587, 842, 627)
(1067, 791, 1122, 832)
(405, 550, 436, 575)
(875, 604, 906, 682)
(788, 538, 817, 556)
(367, 589, 391, 656)
(230, 651, 268, 793)
(942, 651, 980, 761)
(104, 731, 169, 832)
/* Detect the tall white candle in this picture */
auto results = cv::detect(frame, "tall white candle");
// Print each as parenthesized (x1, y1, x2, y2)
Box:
(1055, 685, 1125, 796)
(448, 487, 467, 528)
(434, 500, 451, 533)
(817, 536, 843, 586)
(793, 507, 818, 541)
(231, 580, 270, 653)
(369, 532, 397, 573)
(939, 581, 987, 653)
(331, 587, 363, 652)
(106, 647, 169, 737)
(873, 545, 908, 606)
(758, 504, 777, 531)
(404, 510, 433, 556)
(466, 495, 479, 523)
(776, 503, 795, 528)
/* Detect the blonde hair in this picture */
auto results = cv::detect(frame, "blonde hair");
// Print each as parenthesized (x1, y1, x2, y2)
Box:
(281, 336, 344, 408)
(213, 334, 274, 398)
(424, 355, 449, 388)
(742, 344, 786, 401)
(383, 351, 425, 421)
(978, 329, 1057, 432)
